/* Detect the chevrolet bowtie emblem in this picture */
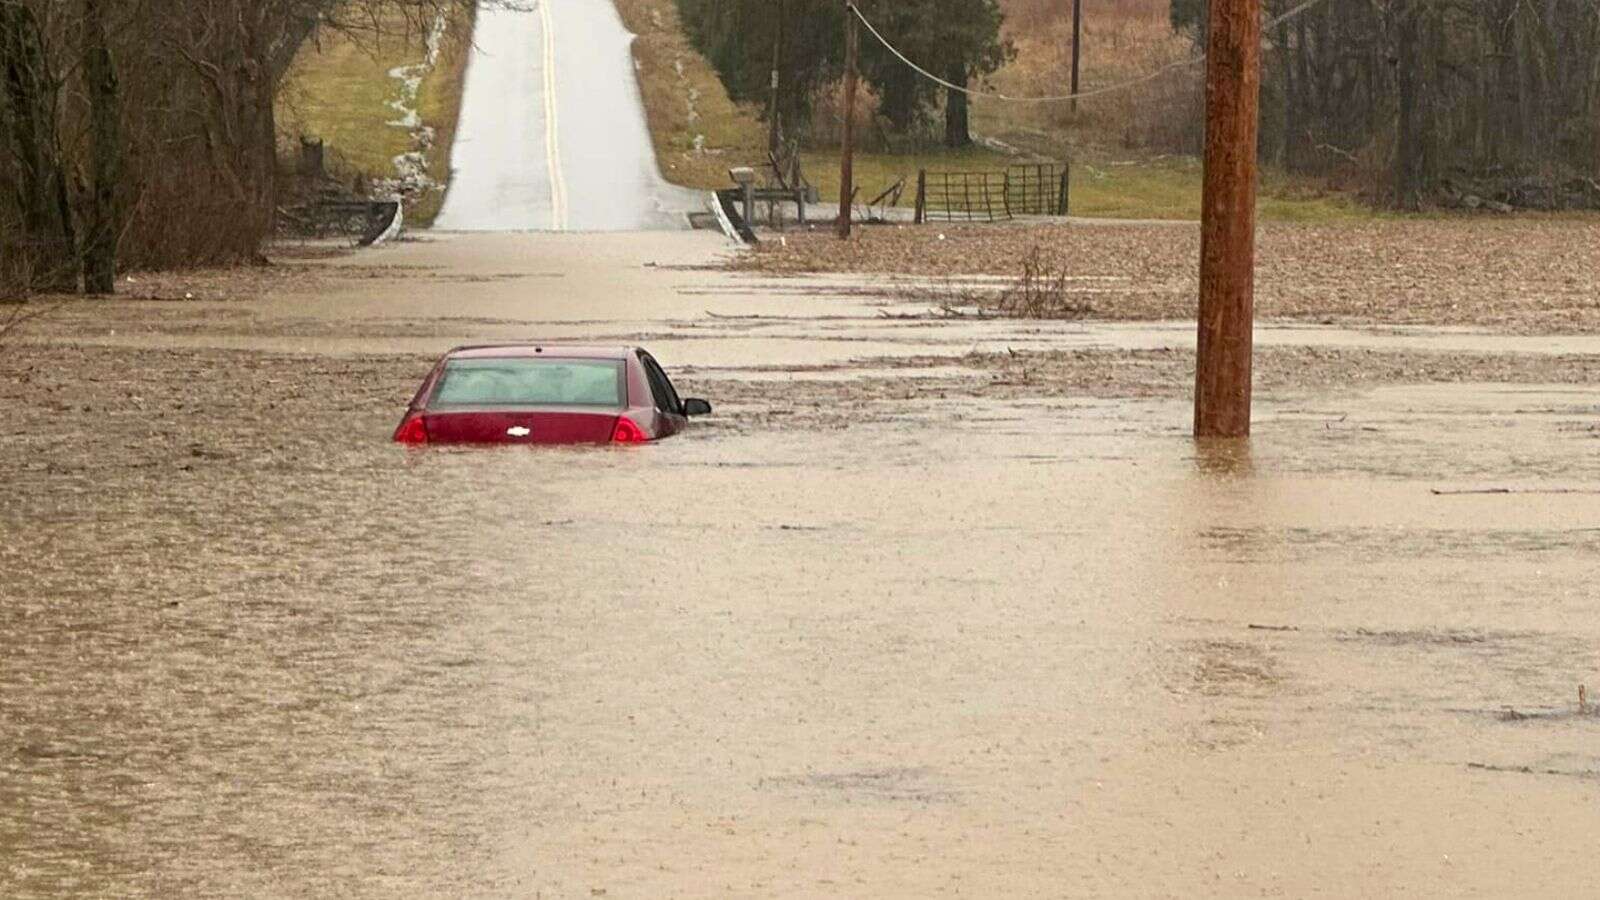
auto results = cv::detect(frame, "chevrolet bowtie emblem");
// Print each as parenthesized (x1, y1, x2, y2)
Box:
(506, 426, 531, 437)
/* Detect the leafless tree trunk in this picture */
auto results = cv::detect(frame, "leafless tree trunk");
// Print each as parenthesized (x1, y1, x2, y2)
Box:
(1, 1, 76, 290)
(1278, 3, 1296, 170)
(1395, 0, 1424, 208)
(82, 0, 119, 294)
(1170, 0, 1600, 207)
(944, 64, 971, 148)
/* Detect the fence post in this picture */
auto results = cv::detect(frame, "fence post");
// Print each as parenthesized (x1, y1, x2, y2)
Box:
(1058, 167, 1070, 216)
(915, 170, 926, 224)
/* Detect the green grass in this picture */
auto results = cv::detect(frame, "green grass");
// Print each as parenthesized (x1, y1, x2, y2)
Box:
(1070, 156, 1372, 222)
(799, 147, 1371, 223)
(278, 12, 471, 227)
(279, 35, 418, 177)
(801, 147, 1017, 206)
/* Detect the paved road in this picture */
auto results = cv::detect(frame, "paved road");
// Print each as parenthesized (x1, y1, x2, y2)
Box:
(434, 0, 701, 231)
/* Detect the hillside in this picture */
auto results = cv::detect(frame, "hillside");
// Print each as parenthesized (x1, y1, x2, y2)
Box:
(982, 0, 1199, 157)
(274, 0, 1359, 225)
(277, 9, 473, 227)
(612, 0, 768, 190)
(658, 0, 1361, 221)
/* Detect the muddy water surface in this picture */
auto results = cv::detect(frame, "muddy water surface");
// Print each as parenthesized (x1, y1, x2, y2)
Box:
(4, 233, 1599, 897)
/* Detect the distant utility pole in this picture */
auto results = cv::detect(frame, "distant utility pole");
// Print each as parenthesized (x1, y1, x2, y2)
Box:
(1193, 0, 1262, 437)
(1069, 0, 1082, 114)
(769, 0, 785, 156)
(838, 0, 859, 240)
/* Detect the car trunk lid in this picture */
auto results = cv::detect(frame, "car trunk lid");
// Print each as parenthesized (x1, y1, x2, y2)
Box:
(422, 409, 619, 445)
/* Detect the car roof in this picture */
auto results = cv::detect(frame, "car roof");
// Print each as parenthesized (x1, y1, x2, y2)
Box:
(445, 344, 637, 361)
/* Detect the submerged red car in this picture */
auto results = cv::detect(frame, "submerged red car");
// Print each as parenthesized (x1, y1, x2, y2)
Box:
(393, 344, 711, 445)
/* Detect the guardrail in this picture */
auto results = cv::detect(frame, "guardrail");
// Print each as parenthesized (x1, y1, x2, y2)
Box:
(712, 189, 758, 244)
(278, 199, 401, 246)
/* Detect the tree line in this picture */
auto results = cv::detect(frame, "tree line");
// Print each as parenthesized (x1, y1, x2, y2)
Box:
(0, 0, 461, 296)
(683, 0, 1599, 209)
(1179, 0, 1600, 207)
(675, 0, 1013, 150)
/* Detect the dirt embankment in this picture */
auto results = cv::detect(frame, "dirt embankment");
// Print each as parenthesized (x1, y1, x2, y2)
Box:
(735, 218, 1600, 333)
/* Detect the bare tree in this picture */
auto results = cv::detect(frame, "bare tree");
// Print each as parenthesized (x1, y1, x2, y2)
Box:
(82, 0, 118, 294)
(1172, 0, 1600, 206)
(0, 0, 469, 294)
(1, 1, 77, 291)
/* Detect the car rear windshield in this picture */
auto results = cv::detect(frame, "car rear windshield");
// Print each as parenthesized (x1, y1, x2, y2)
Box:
(429, 358, 625, 408)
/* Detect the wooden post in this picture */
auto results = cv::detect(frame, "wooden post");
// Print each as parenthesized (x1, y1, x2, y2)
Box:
(1193, 0, 1261, 438)
(1069, 0, 1082, 114)
(837, 1, 858, 240)
(915, 170, 927, 224)
(768, 0, 785, 156)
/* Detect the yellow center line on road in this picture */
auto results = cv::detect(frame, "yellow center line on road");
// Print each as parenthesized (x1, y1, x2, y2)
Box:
(539, 0, 567, 230)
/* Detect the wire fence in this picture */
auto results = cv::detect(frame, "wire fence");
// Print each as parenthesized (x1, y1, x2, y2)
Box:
(917, 170, 1010, 222)
(915, 164, 1069, 223)
(1004, 164, 1070, 216)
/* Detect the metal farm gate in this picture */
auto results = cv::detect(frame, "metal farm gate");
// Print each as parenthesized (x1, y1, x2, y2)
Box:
(916, 170, 1011, 222)
(914, 163, 1070, 223)
(1004, 164, 1070, 216)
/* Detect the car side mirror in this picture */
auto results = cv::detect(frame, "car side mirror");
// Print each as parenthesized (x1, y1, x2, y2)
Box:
(683, 398, 712, 417)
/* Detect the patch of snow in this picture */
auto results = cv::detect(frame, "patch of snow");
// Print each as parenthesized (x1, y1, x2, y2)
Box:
(374, 13, 449, 204)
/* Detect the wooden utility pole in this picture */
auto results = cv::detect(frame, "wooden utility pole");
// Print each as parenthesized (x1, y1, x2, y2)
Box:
(1069, 0, 1082, 114)
(837, 0, 859, 239)
(769, 0, 785, 156)
(1193, 0, 1262, 437)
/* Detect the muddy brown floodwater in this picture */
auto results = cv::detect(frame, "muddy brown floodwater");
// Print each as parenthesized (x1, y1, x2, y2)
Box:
(4, 232, 1599, 897)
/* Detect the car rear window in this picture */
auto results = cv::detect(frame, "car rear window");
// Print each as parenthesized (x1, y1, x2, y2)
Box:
(429, 358, 625, 408)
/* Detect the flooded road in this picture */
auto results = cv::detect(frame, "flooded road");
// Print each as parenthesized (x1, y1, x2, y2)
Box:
(4, 232, 1599, 896)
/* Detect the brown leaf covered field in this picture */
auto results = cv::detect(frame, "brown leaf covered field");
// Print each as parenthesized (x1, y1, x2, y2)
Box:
(736, 218, 1600, 333)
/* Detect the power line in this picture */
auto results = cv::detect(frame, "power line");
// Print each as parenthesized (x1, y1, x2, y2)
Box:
(848, 0, 1332, 105)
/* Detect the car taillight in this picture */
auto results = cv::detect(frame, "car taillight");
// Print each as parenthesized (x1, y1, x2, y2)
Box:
(611, 416, 647, 444)
(394, 413, 428, 444)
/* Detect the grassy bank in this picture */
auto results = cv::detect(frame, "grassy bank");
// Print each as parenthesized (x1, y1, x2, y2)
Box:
(1057, 156, 1368, 222)
(613, 0, 766, 190)
(281, 0, 765, 211)
(278, 10, 473, 227)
